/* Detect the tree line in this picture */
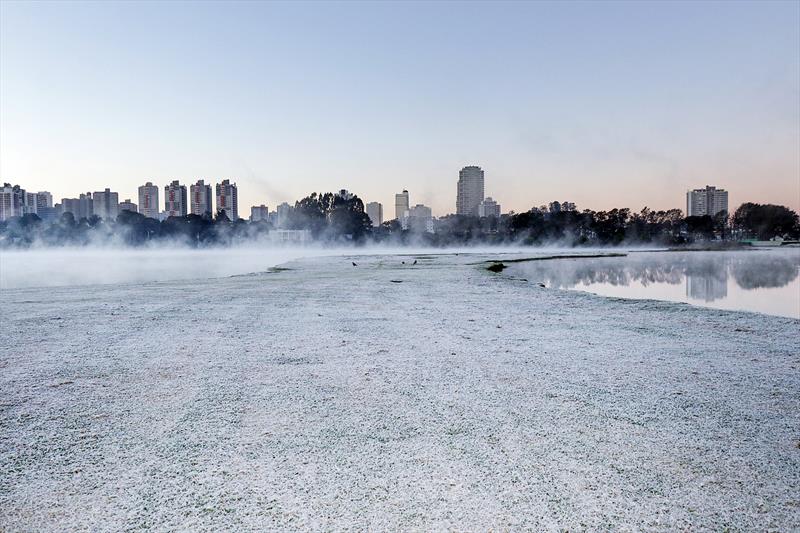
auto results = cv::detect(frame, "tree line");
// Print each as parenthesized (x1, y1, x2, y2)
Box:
(1, 193, 797, 248)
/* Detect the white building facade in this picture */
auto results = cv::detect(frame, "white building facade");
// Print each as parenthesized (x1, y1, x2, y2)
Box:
(138, 182, 160, 219)
(0, 183, 26, 221)
(190, 180, 213, 218)
(35, 192, 53, 210)
(164, 180, 188, 217)
(119, 199, 138, 213)
(478, 197, 501, 218)
(216, 179, 239, 221)
(686, 186, 728, 217)
(270, 229, 312, 245)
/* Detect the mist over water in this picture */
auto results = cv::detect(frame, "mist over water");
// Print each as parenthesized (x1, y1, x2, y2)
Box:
(0, 244, 541, 289)
(0, 247, 318, 289)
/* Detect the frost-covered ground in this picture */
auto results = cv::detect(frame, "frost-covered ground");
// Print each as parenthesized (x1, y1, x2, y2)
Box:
(1, 252, 799, 531)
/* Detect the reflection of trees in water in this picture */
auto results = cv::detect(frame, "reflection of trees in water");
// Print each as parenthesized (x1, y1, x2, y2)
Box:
(730, 254, 799, 289)
(509, 251, 800, 294)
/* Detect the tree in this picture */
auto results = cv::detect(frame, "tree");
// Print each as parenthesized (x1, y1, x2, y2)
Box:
(215, 209, 231, 223)
(684, 215, 715, 241)
(290, 191, 371, 240)
(732, 203, 799, 240)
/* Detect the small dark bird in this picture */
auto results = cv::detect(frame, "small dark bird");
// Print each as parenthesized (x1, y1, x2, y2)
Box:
(413, 260, 417, 265)
(401, 261, 405, 264)
(352, 262, 357, 267)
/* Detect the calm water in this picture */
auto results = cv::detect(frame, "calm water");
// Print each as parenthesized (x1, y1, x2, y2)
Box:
(506, 249, 800, 319)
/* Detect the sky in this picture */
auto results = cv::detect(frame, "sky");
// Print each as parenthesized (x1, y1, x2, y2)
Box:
(1, 0, 798, 216)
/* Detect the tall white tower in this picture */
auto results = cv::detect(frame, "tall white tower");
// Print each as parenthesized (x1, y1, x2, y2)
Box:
(457, 166, 485, 216)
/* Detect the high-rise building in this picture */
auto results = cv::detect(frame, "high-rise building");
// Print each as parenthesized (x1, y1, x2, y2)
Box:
(216, 179, 238, 221)
(164, 180, 188, 217)
(250, 205, 269, 222)
(457, 166, 485, 216)
(119, 199, 138, 213)
(365, 202, 383, 227)
(406, 204, 434, 233)
(478, 197, 501, 218)
(60, 198, 79, 219)
(0, 183, 26, 221)
(79, 193, 94, 219)
(59, 192, 94, 220)
(686, 186, 729, 217)
(24, 192, 38, 215)
(93, 188, 119, 220)
(36, 198, 59, 221)
(35, 192, 53, 209)
(395, 190, 409, 221)
(190, 180, 213, 218)
(138, 182, 160, 219)
(275, 202, 292, 228)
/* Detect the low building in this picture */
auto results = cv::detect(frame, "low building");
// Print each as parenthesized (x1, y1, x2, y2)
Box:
(119, 199, 138, 213)
(269, 229, 312, 245)
(60, 192, 94, 220)
(478, 197, 501, 218)
(250, 204, 269, 222)
(37, 207, 59, 223)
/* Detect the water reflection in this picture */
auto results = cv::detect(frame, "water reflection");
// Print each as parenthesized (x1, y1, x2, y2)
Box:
(506, 250, 800, 318)
(729, 254, 799, 289)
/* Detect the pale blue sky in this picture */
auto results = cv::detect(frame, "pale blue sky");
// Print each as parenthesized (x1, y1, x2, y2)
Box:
(1, 0, 798, 215)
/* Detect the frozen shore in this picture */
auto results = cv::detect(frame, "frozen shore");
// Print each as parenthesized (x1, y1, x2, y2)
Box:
(1, 252, 798, 530)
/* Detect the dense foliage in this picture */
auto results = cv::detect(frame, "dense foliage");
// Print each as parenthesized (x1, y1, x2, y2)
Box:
(731, 203, 800, 241)
(288, 192, 372, 240)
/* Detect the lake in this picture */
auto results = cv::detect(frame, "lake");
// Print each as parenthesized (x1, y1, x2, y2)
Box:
(505, 249, 800, 319)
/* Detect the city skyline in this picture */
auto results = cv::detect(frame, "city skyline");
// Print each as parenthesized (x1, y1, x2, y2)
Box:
(1, 1, 798, 214)
(0, 174, 758, 224)
(0, 172, 765, 222)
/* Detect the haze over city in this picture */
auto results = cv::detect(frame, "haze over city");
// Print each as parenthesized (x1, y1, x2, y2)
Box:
(1, 1, 798, 214)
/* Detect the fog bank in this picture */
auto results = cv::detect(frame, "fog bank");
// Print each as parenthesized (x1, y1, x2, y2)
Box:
(0, 244, 561, 289)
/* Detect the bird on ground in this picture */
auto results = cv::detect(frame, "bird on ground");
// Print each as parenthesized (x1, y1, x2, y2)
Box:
(352, 262, 357, 267)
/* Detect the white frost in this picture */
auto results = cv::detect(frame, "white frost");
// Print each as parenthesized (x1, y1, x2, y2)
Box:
(1, 252, 798, 530)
